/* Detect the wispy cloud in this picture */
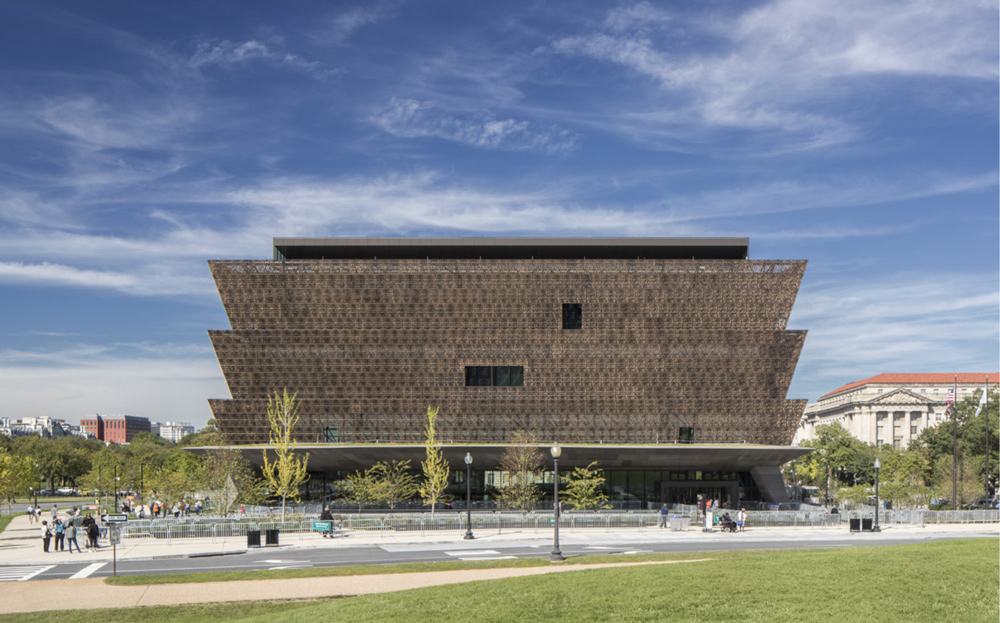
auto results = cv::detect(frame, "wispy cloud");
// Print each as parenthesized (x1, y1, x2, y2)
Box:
(547, 0, 998, 152)
(190, 40, 338, 80)
(370, 98, 579, 154)
(789, 272, 1000, 399)
(326, 0, 404, 43)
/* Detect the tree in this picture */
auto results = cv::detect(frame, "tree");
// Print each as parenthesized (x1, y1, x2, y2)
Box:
(262, 388, 310, 521)
(337, 467, 380, 513)
(418, 405, 450, 517)
(372, 460, 418, 510)
(562, 461, 611, 510)
(203, 447, 267, 515)
(934, 455, 986, 508)
(0, 450, 34, 512)
(497, 431, 544, 512)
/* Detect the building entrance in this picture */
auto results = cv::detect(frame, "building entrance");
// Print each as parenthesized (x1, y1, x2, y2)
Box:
(661, 481, 739, 509)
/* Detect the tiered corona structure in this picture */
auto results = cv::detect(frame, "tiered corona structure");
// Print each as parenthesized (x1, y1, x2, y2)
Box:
(209, 238, 807, 449)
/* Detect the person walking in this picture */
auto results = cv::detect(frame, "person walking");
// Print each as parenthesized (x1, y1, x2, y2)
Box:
(54, 518, 65, 551)
(41, 521, 52, 552)
(65, 522, 82, 553)
(659, 503, 669, 528)
(26, 503, 36, 524)
(51, 504, 58, 522)
(737, 508, 747, 532)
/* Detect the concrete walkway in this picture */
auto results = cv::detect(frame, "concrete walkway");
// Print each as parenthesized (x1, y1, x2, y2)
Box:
(1, 512, 996, 614)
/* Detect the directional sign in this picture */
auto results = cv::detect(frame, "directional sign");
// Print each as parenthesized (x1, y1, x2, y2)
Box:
(105, 514, 129, 523)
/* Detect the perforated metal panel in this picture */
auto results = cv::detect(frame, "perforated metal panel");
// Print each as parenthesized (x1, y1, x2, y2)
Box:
(208, 256, 807, 446)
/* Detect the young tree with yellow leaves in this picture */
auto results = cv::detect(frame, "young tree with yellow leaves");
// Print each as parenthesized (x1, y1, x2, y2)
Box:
(262, 389, 310, 521)
(418, 405, 451, 518)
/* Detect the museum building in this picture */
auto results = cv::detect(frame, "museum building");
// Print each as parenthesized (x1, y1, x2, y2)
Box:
(207, 237, 811, 506)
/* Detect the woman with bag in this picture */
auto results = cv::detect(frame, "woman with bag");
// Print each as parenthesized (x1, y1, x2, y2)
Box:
(41, 521, 52, 552)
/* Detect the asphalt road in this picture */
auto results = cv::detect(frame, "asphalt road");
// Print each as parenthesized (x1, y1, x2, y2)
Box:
(7, 531, 992, 582)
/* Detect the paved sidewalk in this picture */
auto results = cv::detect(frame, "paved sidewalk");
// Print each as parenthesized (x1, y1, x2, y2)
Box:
(1, 512, 996, 614)
(1, 512, 997, 565)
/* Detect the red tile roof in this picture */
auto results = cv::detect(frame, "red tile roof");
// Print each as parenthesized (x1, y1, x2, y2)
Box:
(822, 373, 999, 398)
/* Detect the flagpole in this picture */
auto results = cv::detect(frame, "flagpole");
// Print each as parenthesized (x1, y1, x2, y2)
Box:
(951, 376, 959, 508)
(986, 378, 991, 499)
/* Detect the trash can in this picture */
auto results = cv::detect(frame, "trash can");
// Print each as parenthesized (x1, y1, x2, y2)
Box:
(861, 518, 873, 532)
(849, 518, 861, 532)
(247, 529, 261, 548)
(265, 528, 279, 546)
(669, 515, 684, 532)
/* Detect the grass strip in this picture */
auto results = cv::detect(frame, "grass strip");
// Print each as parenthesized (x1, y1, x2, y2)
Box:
(0, 513, 15, 535)
(6, 539, 998, 623)
(106, 549, 727, 585)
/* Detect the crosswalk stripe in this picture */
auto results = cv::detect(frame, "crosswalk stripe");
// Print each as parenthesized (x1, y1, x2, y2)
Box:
(0, 565, 55, 582)
(456, 555, 516, 561)
(70, 562, 107, 579)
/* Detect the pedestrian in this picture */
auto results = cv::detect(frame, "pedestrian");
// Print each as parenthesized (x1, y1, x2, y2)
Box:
(172, 502, 180, 519)
(26, 503, 36, 524)
(183, 501, 190, 517)
(737, 508, 747, 532)
(84, 513, 100, 551)
(659, 503, 669, 528)
(51, 504, 58, 521)
(54, 518, 65, 551)
(65, 522, 82, 553)
(41, 521, 51, 552)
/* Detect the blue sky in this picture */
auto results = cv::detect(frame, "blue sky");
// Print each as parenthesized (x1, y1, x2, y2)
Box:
(0, 1, 997, 428)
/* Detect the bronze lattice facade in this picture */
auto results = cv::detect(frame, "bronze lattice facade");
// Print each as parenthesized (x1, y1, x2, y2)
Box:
(208, 238, 807, 448)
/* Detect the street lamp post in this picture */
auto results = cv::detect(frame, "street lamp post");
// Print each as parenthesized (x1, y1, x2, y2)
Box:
(114, 465, 119, 512)
(550, 445, 564, 562)
(463, 453, 474, 540)
(873, 458, 881, 533)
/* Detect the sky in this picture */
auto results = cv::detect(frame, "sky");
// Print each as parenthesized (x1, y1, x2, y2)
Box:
(0, 1, 997, 429)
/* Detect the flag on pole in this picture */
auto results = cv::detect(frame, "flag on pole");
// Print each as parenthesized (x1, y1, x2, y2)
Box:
(945, 382, 956, 416)
(974, 382, 989, 417)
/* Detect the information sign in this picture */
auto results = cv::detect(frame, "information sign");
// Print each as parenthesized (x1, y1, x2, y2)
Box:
(105, 514, 129, 523)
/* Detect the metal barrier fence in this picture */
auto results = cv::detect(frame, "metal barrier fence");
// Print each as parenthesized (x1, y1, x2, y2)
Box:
(112, 508, 999, 543)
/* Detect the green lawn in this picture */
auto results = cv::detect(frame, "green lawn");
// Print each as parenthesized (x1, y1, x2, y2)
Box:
(0, 513, 15, 534)
(5, 539, 998, 623)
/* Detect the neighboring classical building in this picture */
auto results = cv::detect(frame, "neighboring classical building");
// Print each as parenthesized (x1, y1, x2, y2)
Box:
(795, 373, 999, 448)
(80, 414, 151, 444)
(206, 237, 811, 505)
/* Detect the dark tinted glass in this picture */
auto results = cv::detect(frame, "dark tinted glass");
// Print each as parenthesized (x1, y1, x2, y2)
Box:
(562, 303, 582, 330)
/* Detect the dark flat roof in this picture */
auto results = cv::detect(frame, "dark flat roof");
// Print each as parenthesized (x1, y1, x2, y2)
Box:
(272, 237, 750, 260)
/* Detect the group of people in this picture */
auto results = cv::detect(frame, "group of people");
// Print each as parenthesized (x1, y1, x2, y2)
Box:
(717, 509, 748, 533)
(658, 502, 748, 532)
(37, 506, 102, 553)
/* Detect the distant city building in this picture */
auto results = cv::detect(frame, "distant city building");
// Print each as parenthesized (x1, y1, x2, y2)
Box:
(0, 416, 91, 439)
(155, 421, 195, 443)
(80, 414, 151, 444)
(795, 373, 998, 448)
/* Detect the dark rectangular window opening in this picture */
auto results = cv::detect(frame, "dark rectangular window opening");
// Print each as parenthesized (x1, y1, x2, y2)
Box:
(678, 427, 694, 444)
(324, 426, 339, 442)
(563, 303, 582, 330)
(465, 366, 524, 386)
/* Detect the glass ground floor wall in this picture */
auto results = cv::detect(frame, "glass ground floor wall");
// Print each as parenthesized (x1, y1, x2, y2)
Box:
(310, 468, 764, 510)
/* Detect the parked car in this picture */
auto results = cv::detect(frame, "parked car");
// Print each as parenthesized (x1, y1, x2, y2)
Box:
(967, 498, 999, 510)
(56, 487, 79, 496)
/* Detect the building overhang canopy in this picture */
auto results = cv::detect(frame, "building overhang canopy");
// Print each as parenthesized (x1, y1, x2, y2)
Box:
(190, 444, 811, 473)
